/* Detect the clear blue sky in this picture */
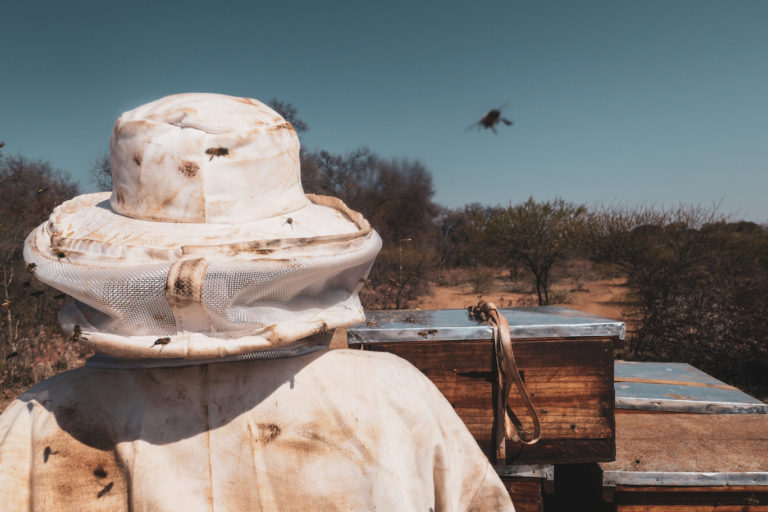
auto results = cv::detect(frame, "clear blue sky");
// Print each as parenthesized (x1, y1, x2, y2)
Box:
(2, 0, 767, 221)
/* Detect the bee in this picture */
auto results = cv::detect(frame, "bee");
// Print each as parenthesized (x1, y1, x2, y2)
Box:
(417, 329, 438, 338)
(93, 467, 108, 478)
(205, 147, 229, 160)
(37, 187, 48, 194)
(55, 251, 68, 261)
(359, 277, 371, 286)
(25, 263, 36, 274)
(43, 446, 59, 463)
(5, 351, 18, 360)
(1, 300, 9, 308)
(366, 320, 378, 327)
(467, 103, 514, 135)
(405, 315, 416, 324)
(97, 481, 114, 498)
(283, 217, 294, 229)
(71, 325, 87, 342)
(320, 322, 330, 335)
(152, 337, 171, 347)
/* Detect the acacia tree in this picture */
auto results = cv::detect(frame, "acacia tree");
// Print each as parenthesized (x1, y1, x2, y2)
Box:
(487, 197, 585, 306)
(434, 203, 498, 271)
(267, 99, 308, 133)
(301, 148, 440, 308)
(90, 153, 112, 191)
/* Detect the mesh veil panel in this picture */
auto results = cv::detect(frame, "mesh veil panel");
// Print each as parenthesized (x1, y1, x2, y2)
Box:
(26, 233, 379, 338)
(26, 255, 177, 335)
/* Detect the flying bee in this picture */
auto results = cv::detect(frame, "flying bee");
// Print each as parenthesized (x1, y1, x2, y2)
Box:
(25, 263, 36, 274)
(366, 319, 378, 327)
(37, 187, 48, 194)
(359, 277, 371, 286)
(283, 217, 294, 229)
(467, 102, 514, 135)
(320, 322, 330, 335)
(152, 337, 171, 347)
(405, 315, 416, 324)
(71, 325, 87, 342)
(5, 351, 18, 360)
(1, 299, 10, 308)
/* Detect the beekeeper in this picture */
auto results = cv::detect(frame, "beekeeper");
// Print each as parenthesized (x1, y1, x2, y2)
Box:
(0, 93, 513, 511)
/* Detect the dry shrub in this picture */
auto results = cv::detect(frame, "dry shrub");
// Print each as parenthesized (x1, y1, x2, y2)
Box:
(359, 245, 438, 310)
(585, 204, 768, 395)
(468, 267, 495, 294)
(548, 289, 570, 305)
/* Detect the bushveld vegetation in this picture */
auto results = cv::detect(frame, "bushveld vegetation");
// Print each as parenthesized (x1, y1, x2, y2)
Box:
(2, 105, 767, 401)
(0, 151, 91, 397)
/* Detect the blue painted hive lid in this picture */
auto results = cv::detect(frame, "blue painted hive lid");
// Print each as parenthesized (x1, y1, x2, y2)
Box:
(615, 361, 768, 414)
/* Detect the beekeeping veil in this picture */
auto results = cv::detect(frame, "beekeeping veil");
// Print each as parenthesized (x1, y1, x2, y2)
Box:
(23, 93, 382, 360)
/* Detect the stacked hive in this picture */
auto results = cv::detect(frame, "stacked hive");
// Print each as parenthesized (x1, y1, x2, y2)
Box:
(599, 361, 768, 512)
(348, 307, 625, 512)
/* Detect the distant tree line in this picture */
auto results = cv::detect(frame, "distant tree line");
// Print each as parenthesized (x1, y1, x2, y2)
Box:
(2, 100, 767, 399)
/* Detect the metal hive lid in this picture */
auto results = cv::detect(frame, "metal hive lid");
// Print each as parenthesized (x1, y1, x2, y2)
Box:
(615, 361, 768, 414)
(349, 306, 625, 343)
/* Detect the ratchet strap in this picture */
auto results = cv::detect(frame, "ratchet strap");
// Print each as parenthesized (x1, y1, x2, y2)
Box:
(469, 300, 541, 463)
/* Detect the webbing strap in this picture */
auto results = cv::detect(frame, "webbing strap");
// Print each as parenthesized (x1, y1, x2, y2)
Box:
(470, 301, 541, 463)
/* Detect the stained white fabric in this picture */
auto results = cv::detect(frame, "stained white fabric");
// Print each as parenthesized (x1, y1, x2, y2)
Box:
(110, 93, 306, 224)
(0, 349, 514, 511)
(23, 94, 382, 358)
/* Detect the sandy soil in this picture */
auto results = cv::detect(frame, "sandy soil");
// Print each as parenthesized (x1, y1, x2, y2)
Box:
(419, 276, 630, 323)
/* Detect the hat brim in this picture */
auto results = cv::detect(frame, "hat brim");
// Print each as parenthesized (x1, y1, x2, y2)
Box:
(29, 192, 371, 266)
(24, 192, 381, 358)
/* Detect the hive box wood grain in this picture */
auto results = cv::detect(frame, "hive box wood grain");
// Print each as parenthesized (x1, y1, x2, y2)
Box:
(347, 307, 625, 465)
(496, 465, 554, 512)
(599, 362, 768, 512)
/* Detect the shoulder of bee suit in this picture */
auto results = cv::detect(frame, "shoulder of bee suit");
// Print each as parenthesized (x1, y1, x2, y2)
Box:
(293, 349, 514, 511)
(0, 351, 513, 511)
(0, 368, 135, 511)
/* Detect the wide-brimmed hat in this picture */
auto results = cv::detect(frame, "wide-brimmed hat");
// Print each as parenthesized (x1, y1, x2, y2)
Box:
(24, 93, 381, 359)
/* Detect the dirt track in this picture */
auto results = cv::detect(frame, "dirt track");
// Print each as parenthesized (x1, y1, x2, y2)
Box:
(419, 277, 630, 323)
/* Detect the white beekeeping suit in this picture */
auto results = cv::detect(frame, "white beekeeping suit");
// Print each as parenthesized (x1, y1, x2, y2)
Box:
(0, 93, 513, 511)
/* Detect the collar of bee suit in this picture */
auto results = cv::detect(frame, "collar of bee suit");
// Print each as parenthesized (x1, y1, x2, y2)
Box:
(23, 93, 381, 359)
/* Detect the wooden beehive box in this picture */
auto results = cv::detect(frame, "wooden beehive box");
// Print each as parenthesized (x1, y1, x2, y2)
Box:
(496, 464, 554, 512)
(599, 362, 768, 511)
(347, 307, 625, 464)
